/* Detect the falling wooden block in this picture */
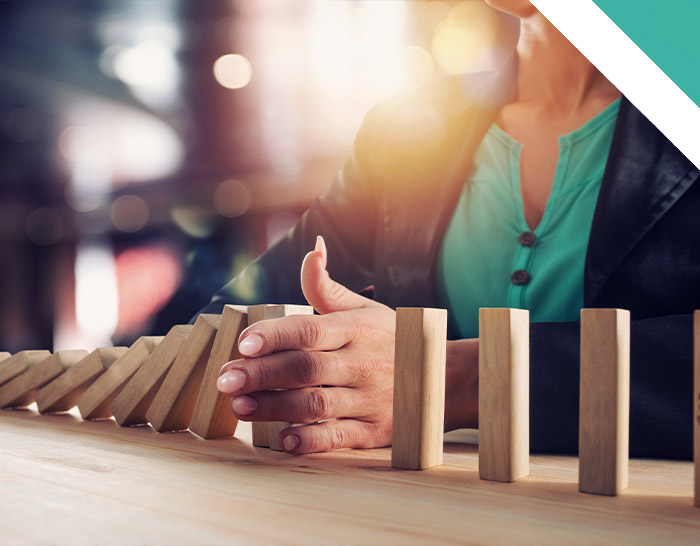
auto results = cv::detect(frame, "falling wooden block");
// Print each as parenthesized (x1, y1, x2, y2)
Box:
(111, 325, 192, 427)
(391, 307, 447, 470)
(478, 308, 530, 483)
(695, 310, 699, 508)
(190, 306, 248, 439)
(147, 314, 220, 433)
(248, 304, 315, 450)
(0, 350, 51, 387)
(36, 347, 127, 413)
(0, 350, 88, 409)
(579, 308, 630, 496)
(76, 337, 162, 420)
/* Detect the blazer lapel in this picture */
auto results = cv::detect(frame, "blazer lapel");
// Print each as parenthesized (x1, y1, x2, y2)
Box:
(585, 97, 700, 306)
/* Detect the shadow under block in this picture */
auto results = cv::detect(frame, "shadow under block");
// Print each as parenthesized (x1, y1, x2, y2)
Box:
(695, 310, 699, 508)
(190, 306, 247, 439)
(478, 308, 530, 483)
(111, 325, 193, 426)
(36, 347, 128, 413)
(391, 307, 447, 470)
(579, 308, 630, 496)
(0, 350, 88, 408)
(76, 337, 163, 420)
(0, 351, 51, 387)
(147, 314, 220, 432)
(248, 304, 315, 450)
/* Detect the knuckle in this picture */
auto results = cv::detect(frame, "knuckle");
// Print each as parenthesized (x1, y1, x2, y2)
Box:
(298, 318, 323, 350)
(296, 351, 323, 386)
(328, 425, 348, 450)
(306, 388, 330, 421)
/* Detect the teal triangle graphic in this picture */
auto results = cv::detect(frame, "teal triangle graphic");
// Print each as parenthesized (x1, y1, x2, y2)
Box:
(592, 0, 700, 109)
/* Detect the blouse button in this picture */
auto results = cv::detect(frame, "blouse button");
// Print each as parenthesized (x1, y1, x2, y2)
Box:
(518, 231, 537, 247)
(511, 269, 530, 285)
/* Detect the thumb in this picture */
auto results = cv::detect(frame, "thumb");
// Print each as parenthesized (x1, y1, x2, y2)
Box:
(301, 235, 376, 314)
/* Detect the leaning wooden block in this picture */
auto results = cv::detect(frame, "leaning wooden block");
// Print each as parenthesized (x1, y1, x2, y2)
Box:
(579, 308, 630, 496)
(148, 315, 220, 433)
(0, 350, 88, 409)
(111, 325, 192, 427)
(76, 337, 162, 420)
(248, 304, 315, 450)
(694, 310, 699, 508)
(36, 347, 127, 413)
(0, 350, 51, 387)
(391, 307, 447, 470)
(190, 306, 247, 439)
(478, 308, 529, 483)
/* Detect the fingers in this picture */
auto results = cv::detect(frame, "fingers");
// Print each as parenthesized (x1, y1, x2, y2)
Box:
(229, 387, 363, 423)
(279, 419, 390, 453)
(301, 235, 377, 315)
(218, 350, 357, 395)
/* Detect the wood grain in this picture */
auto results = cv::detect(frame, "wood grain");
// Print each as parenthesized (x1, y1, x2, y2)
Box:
(189, 306, 247, 439)
(147, 314, 220, 432)
(36, 347, 127, 414)
(76, 337, 162, 420)
(579, 308, 630, 496)
(391, 307, 447, 470)
(478, 308, 529, 482)
(695, 310, 699, 508)
(111, 325, 192, 426)
(0, 350, 87, 408)
(248, 304, 315, 450)
(0, 350, 51, 386)
(1, 409, 697, 546)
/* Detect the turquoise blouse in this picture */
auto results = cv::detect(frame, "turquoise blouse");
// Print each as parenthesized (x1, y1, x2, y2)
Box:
(437, 99, 621, 339)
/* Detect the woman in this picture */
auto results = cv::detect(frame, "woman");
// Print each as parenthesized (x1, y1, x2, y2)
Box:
(208, 1, 698, 457)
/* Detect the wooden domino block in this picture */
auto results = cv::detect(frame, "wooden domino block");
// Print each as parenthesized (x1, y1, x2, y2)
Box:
(695, 310, 699, 508)
(147, 314, 220, 433)
(111, 325, 192, 427)
(0, 352, 10, 364)
(478, 308, 529, 483)
(391, 307, 447, 470)
(0, 350, 51, 386)
(36, 347, 127, 413)
(76, 336, 162, 420)
(579, 308, 630, 496)
(0, 350, 88, 409)
(248, 304, 315, 450)
(190, 306, 248, 439)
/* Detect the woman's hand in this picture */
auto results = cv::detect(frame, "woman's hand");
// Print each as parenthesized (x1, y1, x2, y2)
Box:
(216, 236, 397, 453)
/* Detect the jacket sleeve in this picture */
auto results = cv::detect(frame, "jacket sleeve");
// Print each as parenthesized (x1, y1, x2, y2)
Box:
(529, 314, 693, 459)
(195, 108, 382, 317)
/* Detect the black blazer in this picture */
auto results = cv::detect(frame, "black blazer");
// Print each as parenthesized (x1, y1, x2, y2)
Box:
(200, 60, 700, 459)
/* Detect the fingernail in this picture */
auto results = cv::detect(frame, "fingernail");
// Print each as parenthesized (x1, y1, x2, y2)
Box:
(315, 235, 327, 269)
(239, 333, 264, 356)
(231, 396, 258, 415)
(216, 370, 246, 393)
(283, 434, 300, 452)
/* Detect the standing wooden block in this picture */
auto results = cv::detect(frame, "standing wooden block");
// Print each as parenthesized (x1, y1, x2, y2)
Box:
(111, 325, 192, 426)
(0, 350, 88, 408)
(478, 308, 530, 483)
(248, 304, 315, 450)
(0, 352, 10, 364)
(579, 308, 630, 496)
(391, 307, 447, 470)
(694, 310, 699, 508)
(36, 347, 127, 413)
(190, 306, 247, 439)
(147, 314, 220, 433)
(76, 337, 162, 420)
(0, 350, 51, 386)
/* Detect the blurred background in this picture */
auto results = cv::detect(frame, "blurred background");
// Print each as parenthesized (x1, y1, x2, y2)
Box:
(0, 0, 516, 353)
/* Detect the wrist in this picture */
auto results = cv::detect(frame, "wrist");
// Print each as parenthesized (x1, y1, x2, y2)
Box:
(444, 338, 479, 431)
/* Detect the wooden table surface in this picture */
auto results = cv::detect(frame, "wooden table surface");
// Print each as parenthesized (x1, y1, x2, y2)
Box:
(1, 407, 698, 545)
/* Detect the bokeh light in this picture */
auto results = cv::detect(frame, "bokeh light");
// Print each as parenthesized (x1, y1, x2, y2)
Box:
(25, 208, 63, 246)
(110, 194, 149, 233)
(213, 53, 253, 90)
(213, 179, 251, 218)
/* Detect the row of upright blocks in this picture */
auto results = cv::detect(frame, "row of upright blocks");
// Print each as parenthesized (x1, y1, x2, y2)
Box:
(392, 307, 698, 507)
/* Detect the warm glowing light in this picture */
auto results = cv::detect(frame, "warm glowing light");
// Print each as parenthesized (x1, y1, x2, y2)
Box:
(110, 194, 149, 233)
(432, 2, 500, 74)
(400, 46, 435, 84)
(113, 42, 179, 90)
(213, 179, 251, 218)
(213, 54, 253, 90)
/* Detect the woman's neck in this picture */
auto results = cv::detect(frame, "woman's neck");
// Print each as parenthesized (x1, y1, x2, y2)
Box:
(515, 13, 620, 110)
